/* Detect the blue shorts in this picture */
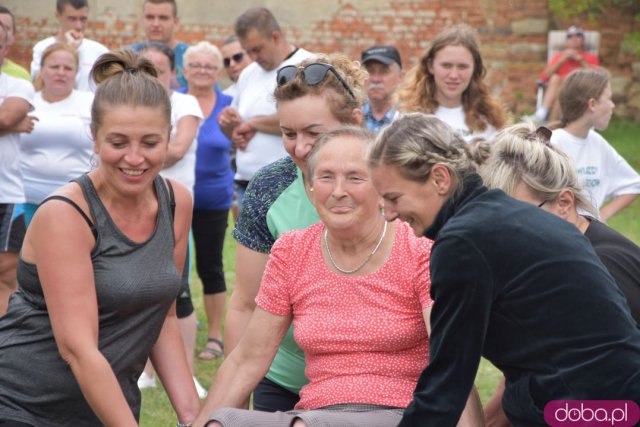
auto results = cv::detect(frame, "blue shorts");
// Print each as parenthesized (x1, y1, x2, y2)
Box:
(0, 204, 25, 253)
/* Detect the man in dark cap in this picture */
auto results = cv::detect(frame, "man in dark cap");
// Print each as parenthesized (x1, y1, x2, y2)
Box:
(533, 25, 600, 123)
(361, 45, 403, 133)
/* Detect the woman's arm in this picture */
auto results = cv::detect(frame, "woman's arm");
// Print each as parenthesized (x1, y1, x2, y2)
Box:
(165, 114, 199, 168)
(151, 181, 200, 424)
(223, 243, 270, 356)
(26, 197, 138, 426)
(600, 194, 638, 222)
(193, 307, 291, 427)
(422, 308, 486, 427)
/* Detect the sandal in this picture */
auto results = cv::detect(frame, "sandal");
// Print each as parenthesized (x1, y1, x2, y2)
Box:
(198, 337, 224, 360)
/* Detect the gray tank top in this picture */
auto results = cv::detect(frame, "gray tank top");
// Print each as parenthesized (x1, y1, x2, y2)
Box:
(0, 174, 180, 426)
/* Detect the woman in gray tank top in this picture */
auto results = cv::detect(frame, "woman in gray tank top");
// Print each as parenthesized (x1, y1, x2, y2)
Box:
(0, 49, 200, 426)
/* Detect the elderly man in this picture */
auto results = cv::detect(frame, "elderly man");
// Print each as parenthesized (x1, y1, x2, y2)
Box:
(533, 25, 600, 123)
(361, 44, 403, 133)
(30, 0, 108, 91)
(217, 7, 313, 211)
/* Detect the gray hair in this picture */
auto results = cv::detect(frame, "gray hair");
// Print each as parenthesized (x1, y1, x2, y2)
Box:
(184, 41, 223, 70)
(480, 122, 596, 216)
(367, 112, 476, 199)
(307, 126, 374, 181)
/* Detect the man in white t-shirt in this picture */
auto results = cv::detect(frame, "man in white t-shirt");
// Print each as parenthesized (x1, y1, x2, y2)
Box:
(220, 35, 253, 99)
(30, 0, 108, 92)
(0, 24, 35, 315)
(218, 7, 314, 210)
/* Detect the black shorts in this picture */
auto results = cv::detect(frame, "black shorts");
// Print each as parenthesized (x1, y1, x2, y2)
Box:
(0, 204, 25, 253)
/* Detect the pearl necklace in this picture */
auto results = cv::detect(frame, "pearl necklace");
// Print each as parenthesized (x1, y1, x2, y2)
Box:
(323, 219, 388, 275)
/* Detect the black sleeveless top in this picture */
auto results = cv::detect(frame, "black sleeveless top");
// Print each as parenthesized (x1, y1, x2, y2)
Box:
(0, 174, 180, 426)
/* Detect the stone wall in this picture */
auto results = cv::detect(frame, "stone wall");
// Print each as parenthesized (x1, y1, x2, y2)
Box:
(4, 0, 639, 118)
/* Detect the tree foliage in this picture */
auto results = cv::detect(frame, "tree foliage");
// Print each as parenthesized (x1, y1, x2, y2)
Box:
(549, 0, 640, 56)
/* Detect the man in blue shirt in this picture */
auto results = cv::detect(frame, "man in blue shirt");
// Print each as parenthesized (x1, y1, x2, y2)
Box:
(361, 45, 403, 133)
(129, 0, 188, 89)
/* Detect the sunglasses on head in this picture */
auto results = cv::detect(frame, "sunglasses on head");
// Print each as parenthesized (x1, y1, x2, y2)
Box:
(223, 52, 244, 68)
(276, 63, 356, 100)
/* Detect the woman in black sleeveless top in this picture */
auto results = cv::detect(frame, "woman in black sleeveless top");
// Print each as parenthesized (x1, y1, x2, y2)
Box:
(0, 50, 200, 426)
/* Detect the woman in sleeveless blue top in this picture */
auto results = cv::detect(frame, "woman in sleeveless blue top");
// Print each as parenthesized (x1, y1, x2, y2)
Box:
(0, 50, 200, 426)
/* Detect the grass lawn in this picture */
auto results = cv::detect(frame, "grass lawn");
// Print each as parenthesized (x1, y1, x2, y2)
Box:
(140, 117, 639, 425)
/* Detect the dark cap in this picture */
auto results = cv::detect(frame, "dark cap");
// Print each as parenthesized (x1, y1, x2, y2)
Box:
(361, 45, 402, 68)
(566, 25, 584, 38)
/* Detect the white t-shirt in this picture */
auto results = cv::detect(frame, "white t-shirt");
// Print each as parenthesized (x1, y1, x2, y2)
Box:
(20, 90, 94, 204)
(161, 91, 203, 194)
(0, 73, 35, 203)
(232, 48, 314, 181)
(551, 128, 640, 209)
(434, 105, 496, 142)
(222, 83, 237, 99)
(31, 37, 109, 92)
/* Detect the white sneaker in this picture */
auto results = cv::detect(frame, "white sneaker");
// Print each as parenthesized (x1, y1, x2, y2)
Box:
(193, 376, 208, 399)
(137, 371, 156, 389)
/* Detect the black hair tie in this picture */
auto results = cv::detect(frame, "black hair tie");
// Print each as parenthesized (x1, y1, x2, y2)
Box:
(125, 67, 138, 74)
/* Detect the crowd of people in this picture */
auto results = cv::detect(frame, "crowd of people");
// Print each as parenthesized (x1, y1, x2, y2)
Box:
(0, 1, 639, 426)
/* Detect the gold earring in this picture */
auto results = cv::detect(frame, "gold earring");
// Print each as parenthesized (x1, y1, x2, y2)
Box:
(309, 187, 314, 192)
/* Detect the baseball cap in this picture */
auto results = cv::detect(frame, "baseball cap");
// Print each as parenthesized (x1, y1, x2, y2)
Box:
(361, 45, 402, 69)
(566, 26, 584, 38)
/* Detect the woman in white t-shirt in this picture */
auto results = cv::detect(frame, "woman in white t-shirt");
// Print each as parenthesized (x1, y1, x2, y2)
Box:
(139, 42, 207, 398)
(551, 68, 640, 221)
(20, 43, 93, 227)
(396, 24, 508, 142)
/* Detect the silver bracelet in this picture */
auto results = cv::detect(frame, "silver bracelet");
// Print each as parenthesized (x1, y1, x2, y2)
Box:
(177, 423, 192, 427)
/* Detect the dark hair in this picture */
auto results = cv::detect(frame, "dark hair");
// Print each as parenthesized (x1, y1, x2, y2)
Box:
(273, 54, 367, 124)
(143, 0, 177, 16)
(0, 6, 15, 33)
(397, 24, 508, 132)
(223, 34, 239, 45)
(90, 49, 171, 135)
(558, 68, 610, 126)
(56, 0, 89, 13)
(235, 7, 281, 39)
(138, 41, 176, 71)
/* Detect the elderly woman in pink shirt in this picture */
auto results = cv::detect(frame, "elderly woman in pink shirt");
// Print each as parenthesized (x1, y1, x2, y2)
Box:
(192, 127, 483, 427)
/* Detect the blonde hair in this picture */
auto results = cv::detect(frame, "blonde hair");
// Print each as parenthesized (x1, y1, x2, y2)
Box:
(396, 24, 508, 132)
(34, 42, 79, 91)
(479, 122, 596, 216)
(90, 49, 171, 135)
(367, 112, 477, 199)
(184, 41, 223, 70)
(274, 53, 367, 123)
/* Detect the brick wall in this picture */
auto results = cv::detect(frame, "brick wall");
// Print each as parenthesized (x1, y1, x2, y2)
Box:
(5, 0, 640, 117)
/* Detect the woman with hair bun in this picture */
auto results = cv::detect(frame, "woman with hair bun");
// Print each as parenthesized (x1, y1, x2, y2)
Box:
(368, 112, 640, 427)
(0, 49, 200, 426)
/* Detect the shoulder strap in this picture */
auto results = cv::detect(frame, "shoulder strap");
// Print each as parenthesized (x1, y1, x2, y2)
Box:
(40, 195, 98, 240)
(165, 178, 176, 223)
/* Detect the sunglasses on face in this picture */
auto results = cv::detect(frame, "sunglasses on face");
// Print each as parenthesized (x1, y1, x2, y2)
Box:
(223, 52, 245, 68)
(276, 63, 356, 100)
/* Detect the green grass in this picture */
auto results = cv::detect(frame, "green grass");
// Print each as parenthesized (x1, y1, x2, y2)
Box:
(140, 117, 640, 425)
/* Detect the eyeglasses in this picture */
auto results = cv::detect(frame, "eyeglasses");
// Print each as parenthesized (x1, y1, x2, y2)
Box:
(187, 63, 217, 72)
(537, 200, 547, 208)
(276, 63, 356, 100)
(223, 52, 245, 68)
